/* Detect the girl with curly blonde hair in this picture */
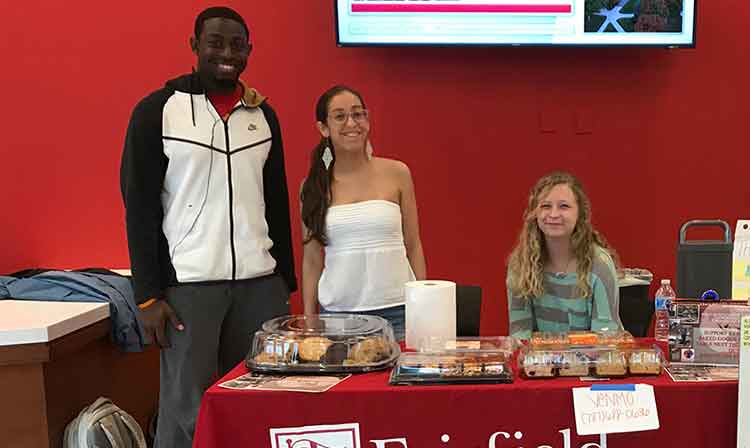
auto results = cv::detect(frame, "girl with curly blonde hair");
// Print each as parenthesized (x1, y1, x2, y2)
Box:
(507, 172, 623, 339)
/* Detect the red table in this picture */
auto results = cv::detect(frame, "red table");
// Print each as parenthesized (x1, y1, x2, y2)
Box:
(194, 362, 739, 447)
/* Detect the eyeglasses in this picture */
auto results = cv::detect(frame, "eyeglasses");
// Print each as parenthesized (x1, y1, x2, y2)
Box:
(328, 109, 369, 125)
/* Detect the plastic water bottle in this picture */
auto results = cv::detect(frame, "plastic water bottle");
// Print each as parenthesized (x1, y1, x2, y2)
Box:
(654, 279, 676, 342)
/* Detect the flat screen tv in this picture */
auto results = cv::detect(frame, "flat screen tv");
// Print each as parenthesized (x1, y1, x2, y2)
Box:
(335, 0, 696, 47)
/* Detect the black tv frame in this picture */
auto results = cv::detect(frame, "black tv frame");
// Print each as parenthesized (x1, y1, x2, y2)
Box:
(334, 0, 697, 48)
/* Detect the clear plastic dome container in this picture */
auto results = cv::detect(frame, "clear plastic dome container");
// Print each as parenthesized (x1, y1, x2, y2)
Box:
(245, 314, 400, 373)
(389, 337, 515, 385)
(519, 344, 664, 379)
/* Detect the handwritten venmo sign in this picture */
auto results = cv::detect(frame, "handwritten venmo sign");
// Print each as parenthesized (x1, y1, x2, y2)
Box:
(572, 384, 660, 436)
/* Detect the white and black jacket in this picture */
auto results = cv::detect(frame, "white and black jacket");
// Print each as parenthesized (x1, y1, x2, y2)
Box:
(121, 73, 297, 302)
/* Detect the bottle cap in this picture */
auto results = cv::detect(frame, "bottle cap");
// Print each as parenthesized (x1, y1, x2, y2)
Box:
(700, 289, 719, 301)
(661, 279, 671, 285)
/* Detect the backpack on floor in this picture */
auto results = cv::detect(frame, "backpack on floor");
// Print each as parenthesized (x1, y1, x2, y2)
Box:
(63, 397, 147, 448)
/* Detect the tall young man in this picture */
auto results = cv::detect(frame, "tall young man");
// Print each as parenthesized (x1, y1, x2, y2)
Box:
(120, 7, 296, 447)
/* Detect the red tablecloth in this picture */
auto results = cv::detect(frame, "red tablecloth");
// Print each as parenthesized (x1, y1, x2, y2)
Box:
(194, 361, 739, 447)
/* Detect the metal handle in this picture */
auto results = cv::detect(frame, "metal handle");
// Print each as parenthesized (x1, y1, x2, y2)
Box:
(679, 220, 732, 244)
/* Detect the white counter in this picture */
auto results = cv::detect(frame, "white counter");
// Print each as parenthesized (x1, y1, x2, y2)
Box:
(0, 300, 110, 346)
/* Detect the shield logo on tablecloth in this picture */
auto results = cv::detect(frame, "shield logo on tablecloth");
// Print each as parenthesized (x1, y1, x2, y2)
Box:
(270, 423, 360, 448)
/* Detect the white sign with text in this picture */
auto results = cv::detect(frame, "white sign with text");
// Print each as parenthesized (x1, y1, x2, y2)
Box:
(738, 316, 750, 448)
(733, 220, 750, 300)
(572, 384, 659, 436)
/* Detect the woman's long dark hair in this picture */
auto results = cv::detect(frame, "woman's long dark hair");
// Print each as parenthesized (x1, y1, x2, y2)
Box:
(301, 85, 366, 245)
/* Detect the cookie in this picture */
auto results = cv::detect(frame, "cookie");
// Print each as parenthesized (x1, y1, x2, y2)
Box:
(253, 351, 280, 365)
(350, 336, 390, 364)
(298, 336, 332, 362)
(322, 342, 349, 364)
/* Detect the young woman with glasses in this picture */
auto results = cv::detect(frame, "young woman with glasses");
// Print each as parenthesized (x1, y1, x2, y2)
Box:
(299, 85, 426, 341)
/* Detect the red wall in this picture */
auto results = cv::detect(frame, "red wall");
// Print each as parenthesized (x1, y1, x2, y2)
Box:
(1, 1, 747, 335)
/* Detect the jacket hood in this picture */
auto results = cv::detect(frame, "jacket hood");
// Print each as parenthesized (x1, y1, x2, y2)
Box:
(165, 72, 266, 107)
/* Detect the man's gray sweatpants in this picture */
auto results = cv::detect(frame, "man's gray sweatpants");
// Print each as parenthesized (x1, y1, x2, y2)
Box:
(154, 274, 289, 448)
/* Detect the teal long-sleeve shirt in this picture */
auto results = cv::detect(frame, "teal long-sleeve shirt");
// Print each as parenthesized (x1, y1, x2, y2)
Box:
(507, 246, 623, 340)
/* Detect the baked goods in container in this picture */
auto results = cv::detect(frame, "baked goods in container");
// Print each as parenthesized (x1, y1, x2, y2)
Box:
(483, 362, 507, 375)
(461, 360, 484, 376)
(246, 314, 400, 373)
(594, 351, 627, 376)
(598, 331, 635, 347)
(558, 352, 591, 377)
(521, 351, 558, 378)
(520, 335, 662, 379)
(253, 334, 297, 363)
(253, 351, 281, 365)
(350, 336, 391, 364)
(628, 349, 662, 375)
(298, 336, 333, 362)
(322, 342, 349, 364)
(523, 363, 556, 377)
(389, 343, 514, 385)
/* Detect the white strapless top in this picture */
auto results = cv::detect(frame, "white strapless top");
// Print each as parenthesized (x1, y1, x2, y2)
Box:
(318, 200, 415, 311)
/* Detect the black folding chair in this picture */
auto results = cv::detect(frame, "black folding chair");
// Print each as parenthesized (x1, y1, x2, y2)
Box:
(456, 285, 482, 337)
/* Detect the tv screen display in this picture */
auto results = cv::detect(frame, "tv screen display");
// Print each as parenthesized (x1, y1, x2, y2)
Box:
(335, 0, 696, 47)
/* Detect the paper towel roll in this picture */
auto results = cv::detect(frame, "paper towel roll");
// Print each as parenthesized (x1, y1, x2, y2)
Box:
(405, 280, 456, 350)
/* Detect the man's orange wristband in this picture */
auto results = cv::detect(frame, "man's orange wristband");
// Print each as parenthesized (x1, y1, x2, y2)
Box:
(139, 298, 158, 309)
